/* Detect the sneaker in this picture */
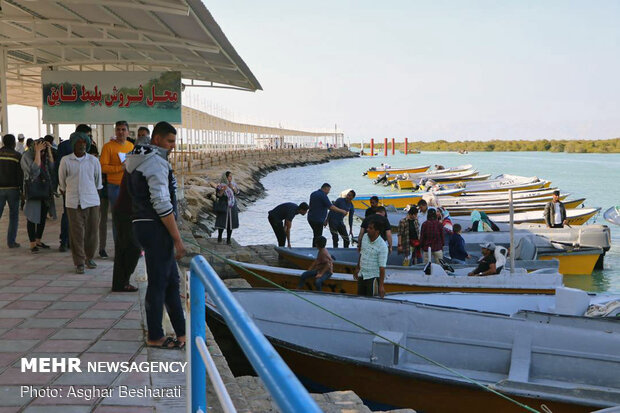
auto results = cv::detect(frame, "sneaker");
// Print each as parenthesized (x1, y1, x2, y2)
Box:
(58, 244, 68, 252)
(30, 246, 40, 254)
(76, 265, 85, 274)
(37, 242, 51, 249)
(99, 250, 108, 259)
(86, 259, 97, 269)
(8, 243, 20, 249)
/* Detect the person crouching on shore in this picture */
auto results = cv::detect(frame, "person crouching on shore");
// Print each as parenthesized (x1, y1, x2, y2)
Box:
(297, 236, 333, 291)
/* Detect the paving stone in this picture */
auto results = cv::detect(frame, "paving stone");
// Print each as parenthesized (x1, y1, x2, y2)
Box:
(54, 371, 118, 386)
(0, 286, 38, 293)
(0, 319, 23, 328)
(66, 319, 116, 329)
(0, 407, 20, 413)
(47, 281, 84, 287)
(0, 385, 33, 406)
(79, 310, 125, 319)
(36, 340, 92, 353)
(0, 353, 21, 368)
(4, 301, 52, 310)
(11, 280, 49, 287)
(38, 310, 83, 319)
(50, 329, 103, 340)
(113, 320, 142, 330)
(0, 368, 56, 385)
(100, 329, 142, 341)
(61, 294, 103, 302)
(0, 340, 38, 352)
(104, 294, 140, 302)
(0, 310, 39, 318)
(0, 293, 25, 301)
(37, 286, 76, 294)
(79, 353, 133, 364)
(23, 406, 93, 413)
(91, 301, 134, 310)
(30, 385, 108, 405)
(87, 340, 142, 354)
(21, 294, 65, 301)
(20, 319, 69, 328)
(1, 328, 55, 340)
(48, 301, 93, 310)
(94, 407, 154, 413)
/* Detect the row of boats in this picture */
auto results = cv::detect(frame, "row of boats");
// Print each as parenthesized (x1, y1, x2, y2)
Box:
(205, 161, 618, 412)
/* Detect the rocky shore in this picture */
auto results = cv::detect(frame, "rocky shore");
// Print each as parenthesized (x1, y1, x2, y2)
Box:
(180, 148, 357, 239)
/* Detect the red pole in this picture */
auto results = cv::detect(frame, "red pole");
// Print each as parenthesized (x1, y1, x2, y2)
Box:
(384, 138, 388, 157)
(404, 138, 408, 155)
(370, 138, 374, 156)
(391, 138, 395, 155)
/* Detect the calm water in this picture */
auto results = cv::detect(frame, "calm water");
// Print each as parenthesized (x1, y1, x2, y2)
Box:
(235, 151, 620, 293)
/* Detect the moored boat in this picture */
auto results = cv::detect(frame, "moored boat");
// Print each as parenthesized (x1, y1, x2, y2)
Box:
(207, 289, 620, 412)
(441, 197, 585, 216)
(451, 207, 600, 226)
(227, 259, 563, 294)
(364, 165, 430, 179)
(351, 188, 464, 209)
(603, 206, 620, 225)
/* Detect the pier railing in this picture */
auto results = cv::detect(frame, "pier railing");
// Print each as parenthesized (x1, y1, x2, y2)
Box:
(188, 255, 321, 413)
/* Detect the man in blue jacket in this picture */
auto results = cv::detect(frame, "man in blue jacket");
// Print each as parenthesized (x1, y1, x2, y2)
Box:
(307, 183, 349, 247)
(327, 190, 356, 248)
(125, 121, 186, 349)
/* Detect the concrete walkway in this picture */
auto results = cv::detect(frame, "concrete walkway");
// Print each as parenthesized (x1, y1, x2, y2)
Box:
(0, 200, 186, 413)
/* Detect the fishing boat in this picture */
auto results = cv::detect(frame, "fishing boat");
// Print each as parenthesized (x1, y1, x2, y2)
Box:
(394, 169, 482, 189)
(275, 246, 558, 274)
(364, 165, 430, 179)
(450, 207, 600, 226)
(439, 191, 569, 206)
(227, 259, 563, 294)
(207, 289, 620, 412)
(351, 188, 465, 209)
(388, 289, 620, 317)
(441, 198, 585, 216)
(603, 206, 620, 225)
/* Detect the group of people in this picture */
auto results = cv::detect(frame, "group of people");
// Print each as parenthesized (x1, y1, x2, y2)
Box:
(0, 121, 187, 349)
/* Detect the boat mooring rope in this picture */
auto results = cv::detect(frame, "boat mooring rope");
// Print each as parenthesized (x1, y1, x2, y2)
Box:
(182, 237, 543, 413)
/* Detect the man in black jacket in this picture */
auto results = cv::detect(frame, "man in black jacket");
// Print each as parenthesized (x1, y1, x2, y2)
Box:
(544, 190, 567, 228)
(0, 134, 23, 248)
(126, 121, 186, 349)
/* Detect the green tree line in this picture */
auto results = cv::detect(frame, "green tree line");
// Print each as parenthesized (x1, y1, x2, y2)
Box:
(352, 138, 620, 153)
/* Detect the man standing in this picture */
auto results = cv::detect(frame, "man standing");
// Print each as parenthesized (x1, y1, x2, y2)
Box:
(419, 208, 444, 264)
(58, 132, 102, 274)
(126, 121, 186, 349)
(100, 120, 134, 251)
(327, 190, 356, 248)
(365, 196, 381, 217)
(307, 183, 348, 247)
(137, 126, 150, 141)
(358, 206, 392, 251)
(354, 221, 387, 298)
(16, 134, 26, 154)
(544, 190, 567, 228)
(416, 199, 429, 227)
(267, 202, 309, 247)
(0, 134, 23, 248)
(57, 124, 93, 252)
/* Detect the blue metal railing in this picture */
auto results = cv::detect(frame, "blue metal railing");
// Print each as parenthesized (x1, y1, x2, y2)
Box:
(189, 255, 321, 413)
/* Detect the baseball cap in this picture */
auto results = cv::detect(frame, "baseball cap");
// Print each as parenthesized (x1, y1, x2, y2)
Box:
(480, 242, 496, 250)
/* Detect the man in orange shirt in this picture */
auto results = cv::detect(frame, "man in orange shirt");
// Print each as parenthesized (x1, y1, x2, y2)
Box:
(99, 120, 134, 252)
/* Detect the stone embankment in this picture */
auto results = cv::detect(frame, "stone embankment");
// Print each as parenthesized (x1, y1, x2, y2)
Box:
(179, 147, 356, 238)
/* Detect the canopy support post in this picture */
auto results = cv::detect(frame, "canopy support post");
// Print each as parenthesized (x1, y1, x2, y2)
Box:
(0, 47, 8, 135)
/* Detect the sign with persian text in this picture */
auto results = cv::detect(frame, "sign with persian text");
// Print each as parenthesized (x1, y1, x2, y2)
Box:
(42, 71, 181, 124)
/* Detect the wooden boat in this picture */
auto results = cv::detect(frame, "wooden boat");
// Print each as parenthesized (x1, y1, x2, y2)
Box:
(364, 165, 430, 179)
(395, 169, 481, 189)
(442, 198, 585, 216)
(439, 191, 569, 206)
(351, 188, 464, 209)
(207, 290, 620, 412)
(389, 289, 620, 316)
(275, 246, 559, 274)
(603, 206, 620, 225)
(227, 260, 563, 294)
(391, 173, 492, 188)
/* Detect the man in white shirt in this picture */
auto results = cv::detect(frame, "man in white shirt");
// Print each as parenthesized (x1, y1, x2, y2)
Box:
(58, 132, 103, 273)
(16, 134, 26, 154)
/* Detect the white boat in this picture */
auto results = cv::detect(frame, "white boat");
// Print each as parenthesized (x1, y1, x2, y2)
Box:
(450, 207, 600, 225)
(389, 288, 620, 316)
(227, 259, 563, 294)
(207, 289, 620, 412)
(603, 206, 620, 225)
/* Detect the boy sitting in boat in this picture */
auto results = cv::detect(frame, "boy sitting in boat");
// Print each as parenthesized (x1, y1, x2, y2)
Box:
(467, 242, 498, 277)
(297, 236, 333, 291)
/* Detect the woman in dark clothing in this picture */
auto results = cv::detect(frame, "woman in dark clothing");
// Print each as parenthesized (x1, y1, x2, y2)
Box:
(214, 171, 239, 244)
(20, 139, 56, 253)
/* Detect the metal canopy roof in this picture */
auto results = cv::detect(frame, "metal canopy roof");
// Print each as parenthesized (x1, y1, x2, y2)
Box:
(0, 0, 262, 108)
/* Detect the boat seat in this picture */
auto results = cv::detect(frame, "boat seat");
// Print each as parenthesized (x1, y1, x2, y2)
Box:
(553, 287, 591, 316)
(371, 331, 404, 367)
(508, 333, 532, 383)
(514, 236, 537, 260)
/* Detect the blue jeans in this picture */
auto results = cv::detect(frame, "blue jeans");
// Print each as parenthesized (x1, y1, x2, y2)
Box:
(134, 220, 185, 341)
(0, 188, 20, 245)
(298, 269, 332, 291)
(107, 184, 120, 242)
(451, 258, 467, 264)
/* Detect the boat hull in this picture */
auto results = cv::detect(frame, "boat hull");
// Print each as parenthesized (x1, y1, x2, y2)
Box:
(352, 189, 464, 209)
(366, 166, 430, 179)
(539, 252, 600, 276)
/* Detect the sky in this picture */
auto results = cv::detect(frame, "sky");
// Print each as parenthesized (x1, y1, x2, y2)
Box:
(8, 0, 620, 141)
